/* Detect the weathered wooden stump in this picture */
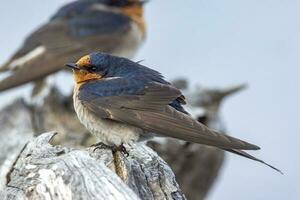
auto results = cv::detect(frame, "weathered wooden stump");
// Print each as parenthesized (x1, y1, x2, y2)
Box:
(1, 132, 185, 200)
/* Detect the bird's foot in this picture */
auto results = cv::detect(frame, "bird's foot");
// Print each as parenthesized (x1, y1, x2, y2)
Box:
(91, 142, 113, 152)
(112, 143, 129, 157)
(91, 142, 129, 157)
(112, 144, 128, 183)
(91, 142, 128, 182)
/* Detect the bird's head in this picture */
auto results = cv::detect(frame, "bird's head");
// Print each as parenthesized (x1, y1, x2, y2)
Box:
(53, 0, 147, 37)
(99, 0, 148, 35)
(65, 53, 116, 84)
(89, 0, 148, 37)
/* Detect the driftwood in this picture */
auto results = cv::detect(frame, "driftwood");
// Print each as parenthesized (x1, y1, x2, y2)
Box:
(1, 132, 185, 200)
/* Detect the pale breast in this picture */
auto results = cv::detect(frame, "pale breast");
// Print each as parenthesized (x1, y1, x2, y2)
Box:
(73, 88, 142, 146)
(113, 21, 144, 59)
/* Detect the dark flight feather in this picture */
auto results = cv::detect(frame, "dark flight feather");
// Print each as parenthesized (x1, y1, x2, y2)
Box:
(78, 78, 260, 150)
(224, 148, 283, 174)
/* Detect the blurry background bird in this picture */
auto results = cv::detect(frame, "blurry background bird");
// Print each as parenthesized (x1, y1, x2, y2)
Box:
(0, 0, 147, 97)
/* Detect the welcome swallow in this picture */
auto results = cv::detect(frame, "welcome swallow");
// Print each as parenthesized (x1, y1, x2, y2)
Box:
(66, 52, 281, 173)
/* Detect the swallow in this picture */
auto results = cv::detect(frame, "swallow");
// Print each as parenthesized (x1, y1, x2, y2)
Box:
(0, 0, 146, 93)
(66, 52, 281, 173)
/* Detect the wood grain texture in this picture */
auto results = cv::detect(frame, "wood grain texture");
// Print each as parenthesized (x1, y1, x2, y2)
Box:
(1, 132, 186, 200)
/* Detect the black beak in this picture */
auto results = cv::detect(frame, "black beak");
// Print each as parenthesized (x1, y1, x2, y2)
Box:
(65, 63, 80, 70)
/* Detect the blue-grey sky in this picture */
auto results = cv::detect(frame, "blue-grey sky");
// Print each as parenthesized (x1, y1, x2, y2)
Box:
(0, 0, 299, 199)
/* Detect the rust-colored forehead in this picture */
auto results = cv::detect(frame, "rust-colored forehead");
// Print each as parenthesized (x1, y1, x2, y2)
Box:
(76, 55, 91, 67)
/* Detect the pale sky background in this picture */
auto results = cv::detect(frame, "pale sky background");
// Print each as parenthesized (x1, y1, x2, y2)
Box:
(0, 0, 299, 199)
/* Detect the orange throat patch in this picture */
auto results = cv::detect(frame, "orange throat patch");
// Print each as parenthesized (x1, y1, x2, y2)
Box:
(73, 55, 101, 85)
(73, 70, 101, 85)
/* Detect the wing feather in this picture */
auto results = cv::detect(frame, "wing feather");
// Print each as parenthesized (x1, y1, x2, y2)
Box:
(224, 149, 282, 173)
(79, 80, 260, 150)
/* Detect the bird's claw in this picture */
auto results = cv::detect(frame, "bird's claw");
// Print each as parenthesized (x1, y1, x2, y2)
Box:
(112, 143, 129, 157)
(91, 142, 112, 152)
(91, 142, 129, 157)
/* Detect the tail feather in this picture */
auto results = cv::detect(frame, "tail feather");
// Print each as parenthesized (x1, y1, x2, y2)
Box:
(225, 148, 283, 174)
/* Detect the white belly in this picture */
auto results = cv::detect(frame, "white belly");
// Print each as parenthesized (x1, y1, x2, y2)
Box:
(113, 22, 144, 59)
(73, 88, 142, 146)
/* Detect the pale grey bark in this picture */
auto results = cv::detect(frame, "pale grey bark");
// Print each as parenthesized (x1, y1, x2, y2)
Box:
(0, 132, 185, 200)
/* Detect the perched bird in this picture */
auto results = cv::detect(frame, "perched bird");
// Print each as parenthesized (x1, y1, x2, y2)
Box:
(66, 52, 281, 173)
(0, 0, 146, 94)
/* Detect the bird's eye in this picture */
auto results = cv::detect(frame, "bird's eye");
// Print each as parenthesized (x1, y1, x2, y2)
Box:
(89, 66, 97, 72)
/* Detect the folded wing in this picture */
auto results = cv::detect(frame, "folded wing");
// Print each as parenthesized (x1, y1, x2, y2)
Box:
(79, 79, 260, 150)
